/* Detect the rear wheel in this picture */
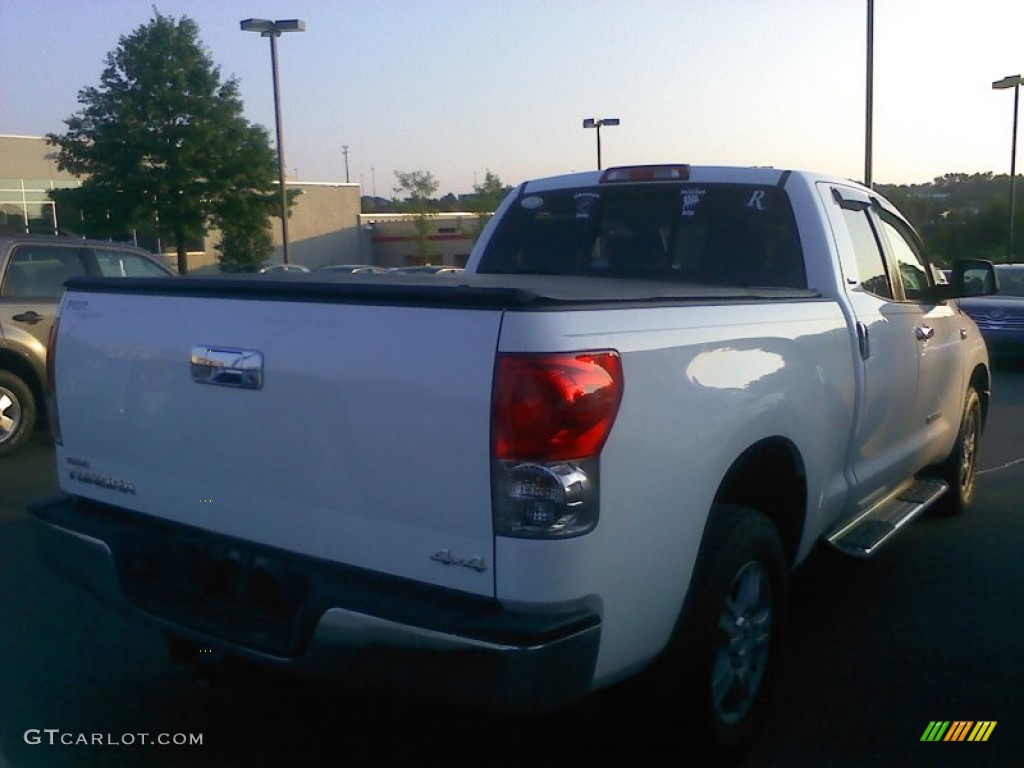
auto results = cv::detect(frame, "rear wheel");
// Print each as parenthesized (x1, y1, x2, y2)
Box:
(665, 505, 787, 752)
(936, 386, 981, 515)
(0, 371, 36, 457)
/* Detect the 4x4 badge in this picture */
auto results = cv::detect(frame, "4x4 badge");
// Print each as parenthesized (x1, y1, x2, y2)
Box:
(431, 549, 487, 572)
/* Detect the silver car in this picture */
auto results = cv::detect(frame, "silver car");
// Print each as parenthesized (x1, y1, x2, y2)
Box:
(0, 235, 175, 455)
(315, 264, 390, 274)
(258, 264, 310, 274)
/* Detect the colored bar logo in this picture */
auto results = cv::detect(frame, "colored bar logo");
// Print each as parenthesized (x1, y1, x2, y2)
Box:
(921, 721, 996, 742)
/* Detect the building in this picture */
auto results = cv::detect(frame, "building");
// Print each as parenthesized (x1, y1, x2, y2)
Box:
(1, 134, 484, 272)
(358, 212, 478, 268)
(0, 135, 78, 236)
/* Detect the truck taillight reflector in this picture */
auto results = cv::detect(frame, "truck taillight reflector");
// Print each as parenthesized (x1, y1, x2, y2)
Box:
(493, 351, 623, 462)
(600, 164, 690, 183)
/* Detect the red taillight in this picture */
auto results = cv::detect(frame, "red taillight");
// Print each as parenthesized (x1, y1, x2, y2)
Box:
(493, 351, 623, 461)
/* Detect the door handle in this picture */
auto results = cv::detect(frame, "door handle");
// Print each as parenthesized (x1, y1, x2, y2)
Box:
(12, 311, 43, 325)
(191, 346, 264, 390)
(856, 321, 870, 360)
(915, 325, 935, 341)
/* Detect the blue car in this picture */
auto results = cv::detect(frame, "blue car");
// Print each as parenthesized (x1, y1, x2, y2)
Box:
(957, 263, 1024, 360)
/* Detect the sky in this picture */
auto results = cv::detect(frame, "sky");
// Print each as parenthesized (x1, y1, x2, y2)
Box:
(2, 0, 1023, 197)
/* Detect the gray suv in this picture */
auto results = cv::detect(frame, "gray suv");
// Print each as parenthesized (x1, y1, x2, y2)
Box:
(0, 235, 175, 456)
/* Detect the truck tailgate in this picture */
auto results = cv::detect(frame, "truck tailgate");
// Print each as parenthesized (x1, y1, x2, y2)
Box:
(54, 288, 501, 596)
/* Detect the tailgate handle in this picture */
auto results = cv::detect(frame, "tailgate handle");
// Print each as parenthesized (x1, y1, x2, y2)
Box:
(191, 346, 264, 390)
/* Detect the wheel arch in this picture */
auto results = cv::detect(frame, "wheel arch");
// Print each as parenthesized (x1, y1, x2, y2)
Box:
(711, 437, 807, 568)
(0, 347, 45, 419)
(969, 363, 990, 432)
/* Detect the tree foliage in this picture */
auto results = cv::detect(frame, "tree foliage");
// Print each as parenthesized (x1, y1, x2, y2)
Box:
(393, 170, 440, 207)
(468, 169, 510, 240)
(394, 170, 440, 264)
(215, 227, 273, 272)
(46, 9, 282, 273)
(877, 172, 1023, 265)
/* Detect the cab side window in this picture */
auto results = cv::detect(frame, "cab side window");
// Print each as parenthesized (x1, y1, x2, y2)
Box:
(840, 208, 893, 300)
(2, 246, 88, 298)
(877, 216, 930, 302)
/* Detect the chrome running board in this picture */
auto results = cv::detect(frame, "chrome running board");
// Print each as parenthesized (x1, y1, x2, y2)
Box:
(826, 478, 948, 558)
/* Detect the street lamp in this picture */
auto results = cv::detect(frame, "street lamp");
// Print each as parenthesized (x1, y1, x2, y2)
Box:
(582, 117, 620, 170)
(864, 0, 874, 188)
(241, 18, 306, 264)
(993, 73, 1021, 261)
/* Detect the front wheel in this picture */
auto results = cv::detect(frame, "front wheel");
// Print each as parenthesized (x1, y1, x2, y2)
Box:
(936, 386, 981, 515)
(0, 371, 37, 457)
(665, 505, 787, 752)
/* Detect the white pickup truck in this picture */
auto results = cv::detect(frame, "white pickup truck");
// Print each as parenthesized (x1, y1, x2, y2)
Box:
(30, 164, 997, 750)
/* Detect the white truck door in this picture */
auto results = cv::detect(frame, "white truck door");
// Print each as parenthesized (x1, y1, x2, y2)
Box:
(819, 183, 925, 503)
(870, 209, 965, 465)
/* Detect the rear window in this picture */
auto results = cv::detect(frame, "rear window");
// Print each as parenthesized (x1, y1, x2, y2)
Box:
(477, 183, 806, 288)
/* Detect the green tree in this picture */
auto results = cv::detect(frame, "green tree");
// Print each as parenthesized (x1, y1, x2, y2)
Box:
(877, 171, 1024, 264)
(468, 169, 509, 240)
(215, 225, 273, 272)
(46, 9, 281, 274)
(394, 170, 439, 264)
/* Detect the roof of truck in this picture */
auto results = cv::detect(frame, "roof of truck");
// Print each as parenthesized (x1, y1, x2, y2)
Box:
(516, 164, 863, 194)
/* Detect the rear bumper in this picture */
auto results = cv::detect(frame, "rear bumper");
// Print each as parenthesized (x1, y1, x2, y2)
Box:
(28, 494, 601, 712)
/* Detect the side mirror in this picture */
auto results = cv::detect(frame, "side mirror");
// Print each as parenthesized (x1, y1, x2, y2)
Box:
(925, 259, 998, 302)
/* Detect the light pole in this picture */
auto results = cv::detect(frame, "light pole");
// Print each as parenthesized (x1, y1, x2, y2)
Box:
(864, 0, 874, 188)
(582, 117, 620, 170)
(993, 74, 1021, 261)
(241, 18, 306, 264)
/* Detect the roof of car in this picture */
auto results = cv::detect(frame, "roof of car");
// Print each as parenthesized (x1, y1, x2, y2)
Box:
(315, 264, 386, 271)
(259, 263, 310, 273)
(0, 234, 175, 275)
(0, 233, 154, 252)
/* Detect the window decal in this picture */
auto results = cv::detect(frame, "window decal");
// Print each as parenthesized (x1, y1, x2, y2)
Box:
(747, 190, 769, 212)
(574, 192, 600, 219)
(680, 187, 706, 217)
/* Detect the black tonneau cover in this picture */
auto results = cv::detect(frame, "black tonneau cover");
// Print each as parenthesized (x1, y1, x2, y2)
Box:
(64, 272, 820, 310)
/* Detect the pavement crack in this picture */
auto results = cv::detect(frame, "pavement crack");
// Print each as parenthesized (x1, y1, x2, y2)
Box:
(978, 456, 1024, 475)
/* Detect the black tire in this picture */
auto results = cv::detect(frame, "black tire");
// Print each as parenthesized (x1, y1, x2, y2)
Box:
(936, 386, 981, 515)
(666, 505, 787, 753)
(0, 370, 37, 457)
